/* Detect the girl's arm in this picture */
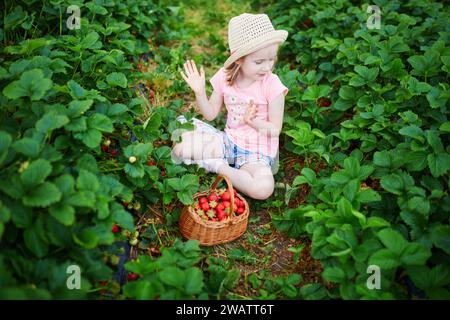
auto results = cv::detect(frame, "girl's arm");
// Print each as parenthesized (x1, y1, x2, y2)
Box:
(245, 93, 285, 137)
(195, 88, 223, 121)
(180, 60, 222, 121)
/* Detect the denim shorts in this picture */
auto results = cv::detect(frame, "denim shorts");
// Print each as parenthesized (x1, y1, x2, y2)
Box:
(222, 133, 274, 169)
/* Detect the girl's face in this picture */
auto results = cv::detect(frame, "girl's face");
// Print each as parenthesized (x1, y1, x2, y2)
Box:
(236, 43, 279, 82)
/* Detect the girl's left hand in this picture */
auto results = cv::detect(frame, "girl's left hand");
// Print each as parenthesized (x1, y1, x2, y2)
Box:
(244, 99, 258, 124)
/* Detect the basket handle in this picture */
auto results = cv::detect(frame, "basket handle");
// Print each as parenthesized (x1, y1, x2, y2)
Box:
(211, 175, 235, 216)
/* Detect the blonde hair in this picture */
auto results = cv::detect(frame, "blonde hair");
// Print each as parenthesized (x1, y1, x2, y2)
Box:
(224, 54, 279, 87)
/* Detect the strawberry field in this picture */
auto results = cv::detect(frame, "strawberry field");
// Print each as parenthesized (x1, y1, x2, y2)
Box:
(0, 0, 449, 300)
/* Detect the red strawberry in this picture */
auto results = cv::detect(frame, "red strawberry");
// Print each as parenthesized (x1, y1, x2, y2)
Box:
(110, 149, 118, 157)
(217, 211, 227, 221)
(122, 201, 130, 207)
(199, 197, 208, 204)
(161, 170, 166, 177)
(236, 207, 245, 215)
(147, 161, 156, 166)
(208, 193, 219, 202)
(201, 202, 210, 211)
(217, 203, 225, 211)
(222, 201, 230, 208)
(111, 224, 119, 234)
(101, 145, 109, 152)
(318, 98, 331, 107)
(127, 273, 138, 281)
(211, 217, 218, 222)
(221, 190, 231, 201)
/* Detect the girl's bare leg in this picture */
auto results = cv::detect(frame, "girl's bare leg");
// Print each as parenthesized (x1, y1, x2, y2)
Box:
(217, 162, 274, 200)
(172, 130, 224, 161)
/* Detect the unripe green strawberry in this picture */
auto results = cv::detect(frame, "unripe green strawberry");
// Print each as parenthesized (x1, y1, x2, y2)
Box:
(110, 255, 120, 266)
(129, 238, 138, 246)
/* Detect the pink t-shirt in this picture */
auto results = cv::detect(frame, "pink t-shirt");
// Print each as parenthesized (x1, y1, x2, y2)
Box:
(209, 67, 289, 158)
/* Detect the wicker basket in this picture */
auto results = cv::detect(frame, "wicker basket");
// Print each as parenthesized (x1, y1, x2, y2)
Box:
(179, 175, 250, 246)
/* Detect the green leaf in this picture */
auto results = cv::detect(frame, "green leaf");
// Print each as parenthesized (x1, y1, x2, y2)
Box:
(355, 65, 379, 82)
(399, 125, 424, 141)
(24, 225, 49, 258)
(22, 182, 62, 207)
(356, 188, 381, 203)
(73, 229, 99, 249)
(301, 85, 331, 101)
(322, 267, 346, 283)
(159, 267, 184, 289)
(76, 169, 99, 192)
(431, 225, 450, 254)
(87, 113, 113, 132)
(377, 228, 408, 255)
(439, 121, 450, 133)
(380, 172, 414, 195)
(3, 68, 52, 100)
(112, 204, 134, 231)
(401, 243, 431, 265)
(67, 99, 93, 117)
(369, 249, 401, 269)
(106, 72, 127, 88)
(339, 86, 357, 100)
(21, 159, 52, 187)
(12, 137, 41, 157)
(36, 112, 69, 134)
(364, 217, 390, 229)
(124, 163, 145, 178)
(75, 128, 102, 148)
(184, 267, 204, 294)
(427, 153, 450, 177)
(49, 203, 75, 226)
(80, 31, 101, 49)
(0, 131, 12, 164)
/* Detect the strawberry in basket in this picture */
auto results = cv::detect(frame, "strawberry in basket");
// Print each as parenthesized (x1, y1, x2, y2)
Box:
(192, 188, 246, 222)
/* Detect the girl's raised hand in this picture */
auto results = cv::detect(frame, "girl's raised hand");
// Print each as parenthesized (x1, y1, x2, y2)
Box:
(179, 60, 205, 95)
(244, 99, 258, 124)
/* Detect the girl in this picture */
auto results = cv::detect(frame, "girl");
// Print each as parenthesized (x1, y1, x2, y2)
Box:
(172, 13, 289, 200)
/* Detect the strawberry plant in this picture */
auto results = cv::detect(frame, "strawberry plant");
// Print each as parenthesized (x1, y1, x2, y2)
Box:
(260, 0, 450, 299)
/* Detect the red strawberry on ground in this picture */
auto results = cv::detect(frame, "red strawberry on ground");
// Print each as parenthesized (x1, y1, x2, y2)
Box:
(127, 273, 139, 281)
(147, 161, 156, 166)
(112, 224, 119, 234)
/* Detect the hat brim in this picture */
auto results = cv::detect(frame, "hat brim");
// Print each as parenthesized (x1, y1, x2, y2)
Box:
(224, 30, 288, 69)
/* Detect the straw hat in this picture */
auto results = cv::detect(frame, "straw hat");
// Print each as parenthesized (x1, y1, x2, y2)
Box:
(224, 13, 288, 69)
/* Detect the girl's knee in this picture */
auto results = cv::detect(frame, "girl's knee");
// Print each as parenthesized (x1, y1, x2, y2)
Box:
(172, 142, 187, 161)
(248, 178, 274, 200)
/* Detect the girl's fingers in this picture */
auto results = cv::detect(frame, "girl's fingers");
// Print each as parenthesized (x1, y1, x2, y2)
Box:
(191, 60, 199, 75)
(186, 61, 193, 75)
